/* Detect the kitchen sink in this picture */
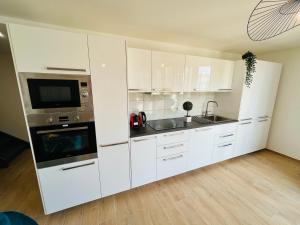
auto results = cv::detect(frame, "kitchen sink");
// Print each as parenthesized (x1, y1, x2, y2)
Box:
(202, 115, 232, 123)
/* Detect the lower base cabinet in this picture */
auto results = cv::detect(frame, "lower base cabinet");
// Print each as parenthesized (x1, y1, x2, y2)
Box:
(130, 136, 157, 188)
(98, 143, 130, 197)
(252, 118, 271, 151)
(38, 159, 101, 214)
(188, 127, 214, 170)
(157, 152, 187, 180)
(234, 120, 255, 156)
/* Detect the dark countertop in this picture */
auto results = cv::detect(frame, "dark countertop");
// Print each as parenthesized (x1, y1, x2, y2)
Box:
(130, 116, 238, 138)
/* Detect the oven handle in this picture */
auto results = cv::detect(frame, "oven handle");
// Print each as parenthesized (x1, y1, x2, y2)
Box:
(36, 126, 89, 134)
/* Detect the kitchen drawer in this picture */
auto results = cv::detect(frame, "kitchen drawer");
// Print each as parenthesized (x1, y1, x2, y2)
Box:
(215, 131, 236, 144)
(214, 123, 237, 134)
(38, 159, 101, 214)
(157, 152, 187, 180)
(157, 130, 188, 146)
(157, 142, 186, 158)
(213, 142, 234, 163)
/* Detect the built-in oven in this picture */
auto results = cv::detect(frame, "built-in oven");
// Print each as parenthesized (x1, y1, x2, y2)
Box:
(30, 122, 97, 168)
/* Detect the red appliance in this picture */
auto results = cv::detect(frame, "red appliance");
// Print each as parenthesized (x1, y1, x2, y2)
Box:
(130, 113, 139, 128)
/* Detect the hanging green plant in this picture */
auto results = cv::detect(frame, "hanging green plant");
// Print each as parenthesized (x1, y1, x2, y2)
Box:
(242, 51, 257, 88)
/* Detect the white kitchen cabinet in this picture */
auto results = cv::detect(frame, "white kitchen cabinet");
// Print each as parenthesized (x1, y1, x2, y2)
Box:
(184, 55, 213, 92)
(188, 127, 214, 170)
(88, 35, 128, 146)
(127, 48, 152, 92)
(234, 120, 256, 157)
(210, 59, 234, 91)
(131, 136, 157, 188)
(251, 61, 282, 119)
(38, 159, 101, 214)
(8, 24, 90, 74)
(212, 123, 237, 163)
(151, 51, 185, 92)
(98, 143, 130, 197)
(252, 118, 271, 151)
(157, 152, 188, 180)
(157, 130, 188, 145)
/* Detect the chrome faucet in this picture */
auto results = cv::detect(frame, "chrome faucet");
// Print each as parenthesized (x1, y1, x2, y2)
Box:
(204, 101, 218, 117)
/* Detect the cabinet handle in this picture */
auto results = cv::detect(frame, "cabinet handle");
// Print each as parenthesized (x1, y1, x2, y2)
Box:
(46, 67, 86, 72)
(218, 89, 232, 91)
(218, 143, 232, 148)
(240, 122, 252, 125)
(220, 134, 234, 138)
(61, 161, 95, 171)
(240, 118, 252, 121)
(163, 154, 183, 161)
(193, 88, 200, 91)
(163, 143, 184, 149)
(100, 141, 128, 147)
(195, 128, 212, 132)
(163, 132, 184, 137)
(128, 89, 146, 91)
(258, 119, 268, 122)
(258, 116, 269, 119)
(133, 137, 156, 142)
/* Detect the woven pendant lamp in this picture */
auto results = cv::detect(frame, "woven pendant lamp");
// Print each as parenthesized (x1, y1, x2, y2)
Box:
(247, 0, 300, 41)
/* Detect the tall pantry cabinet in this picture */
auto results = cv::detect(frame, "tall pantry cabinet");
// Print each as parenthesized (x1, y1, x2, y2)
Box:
(216, 60, 282, 157)
(88, 35, 130, 197)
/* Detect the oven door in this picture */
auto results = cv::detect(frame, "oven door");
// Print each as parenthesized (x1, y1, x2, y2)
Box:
(30, 122, 97, 168)
(27, 78, 81, 109)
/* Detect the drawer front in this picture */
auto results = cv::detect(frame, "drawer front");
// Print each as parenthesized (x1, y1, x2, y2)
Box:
(214, 123, 237, 134)
(157, 131, 188, 145)
(157, 152, 187, 180)
(157, 142, 186, 158)
(38, 159, 101, 214)
(213, 142, 234, 163)
(216, 131, 236, 144)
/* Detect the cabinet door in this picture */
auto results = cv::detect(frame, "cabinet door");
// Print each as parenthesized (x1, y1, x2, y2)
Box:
(127, 48, 152, 92)
(9, 24, 90, 74)
(152, 51, 185, 92)
(157, 152, 187, 180)
(131, 136, 157, 188)
(184, 55, 213, 92)
(88, 35, 128, 146)
(252, 118, 271, 151)
(210, 59, 234, 91)
(98, 143, 130, 197)
(188, 127, 214, 170)
(253, 61, 282, 118)
(38, 159, 101, 214)
(234, 120, 255, 157)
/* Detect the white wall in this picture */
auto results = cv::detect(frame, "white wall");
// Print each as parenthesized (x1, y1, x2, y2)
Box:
(129, 92, 216, 120)
(0, 53, 28, 141)
(260, 48, 300, 160)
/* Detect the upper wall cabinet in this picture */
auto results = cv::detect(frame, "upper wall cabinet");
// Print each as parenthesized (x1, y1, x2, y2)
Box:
(151, 51, 185, 92)
(210, 59, 234, 91)
(8, 24, 90, 74)
(184, 56, 213, 92)
(127, 48, 152, 92)
(184, 56, 234, 92)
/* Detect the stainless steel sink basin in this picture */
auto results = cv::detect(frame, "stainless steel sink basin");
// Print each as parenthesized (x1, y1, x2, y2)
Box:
(202, 115, 232, 123)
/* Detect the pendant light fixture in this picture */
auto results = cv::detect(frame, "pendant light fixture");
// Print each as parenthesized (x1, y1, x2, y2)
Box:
(247, 0, 300, 41)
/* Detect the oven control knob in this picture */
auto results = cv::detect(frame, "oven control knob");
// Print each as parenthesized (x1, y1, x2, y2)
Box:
(81, 91, 89, 97)
(47, 117, 54, 124)
(75, 115, 80, 121)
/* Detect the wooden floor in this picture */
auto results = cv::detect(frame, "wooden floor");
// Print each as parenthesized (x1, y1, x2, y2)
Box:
(0, 150, 300, 225)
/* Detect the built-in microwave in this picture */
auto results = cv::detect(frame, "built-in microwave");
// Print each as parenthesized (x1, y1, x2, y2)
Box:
(19, 73, 93, 114)
(30, 121, 97, 168)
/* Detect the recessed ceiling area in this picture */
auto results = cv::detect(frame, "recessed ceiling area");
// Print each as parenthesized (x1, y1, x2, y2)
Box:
(0, 0, 300, 54)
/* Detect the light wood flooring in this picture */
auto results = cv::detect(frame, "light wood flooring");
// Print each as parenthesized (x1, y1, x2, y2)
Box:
(0, 149, 300, 225)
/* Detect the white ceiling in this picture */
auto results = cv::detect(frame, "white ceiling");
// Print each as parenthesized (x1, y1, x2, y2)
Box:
(0, 0, 300, 54)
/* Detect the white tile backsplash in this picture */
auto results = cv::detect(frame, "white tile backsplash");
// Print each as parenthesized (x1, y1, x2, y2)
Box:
(129, 92, 216, 120)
